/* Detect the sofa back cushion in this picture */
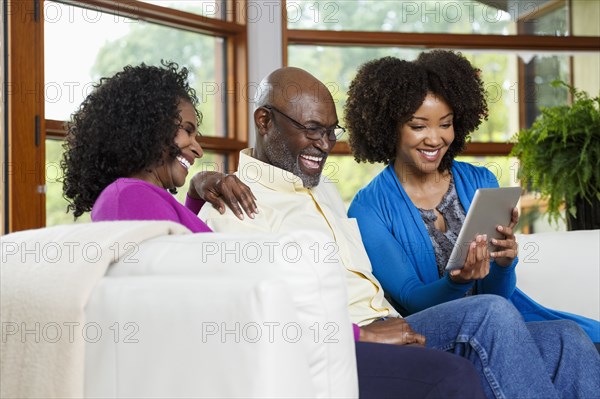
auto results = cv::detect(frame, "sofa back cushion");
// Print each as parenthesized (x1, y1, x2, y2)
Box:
(516, 230, 600, 320)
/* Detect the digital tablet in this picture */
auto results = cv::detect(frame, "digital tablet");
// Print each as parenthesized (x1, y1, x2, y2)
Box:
(445, 187, 522, 271)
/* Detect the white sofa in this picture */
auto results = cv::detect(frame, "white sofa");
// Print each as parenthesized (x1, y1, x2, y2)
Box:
(1, 222, 598, 399)
(515, 230, 600, 321)
(0, 222, 357, 399)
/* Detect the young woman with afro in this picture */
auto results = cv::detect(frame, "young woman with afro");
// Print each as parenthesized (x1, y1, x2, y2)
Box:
(62, 62, 256, 231)
(345, 50, 600, 345)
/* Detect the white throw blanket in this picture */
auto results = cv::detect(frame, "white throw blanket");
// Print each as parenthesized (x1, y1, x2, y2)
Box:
(1, 221, 191, 399)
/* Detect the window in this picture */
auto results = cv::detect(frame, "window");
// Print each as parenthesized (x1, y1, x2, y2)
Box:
(138, 1, 227, 19)
(4, 0, 598, 233)
(43, 2, 232, 225)
(44, 2, 227, 137)
(5, 0, 247, 232)
(289, 46, 521, 144)
(287, 0, 516, 34)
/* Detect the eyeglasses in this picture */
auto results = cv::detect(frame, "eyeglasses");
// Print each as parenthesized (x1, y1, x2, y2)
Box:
(263, 105, 345, 141)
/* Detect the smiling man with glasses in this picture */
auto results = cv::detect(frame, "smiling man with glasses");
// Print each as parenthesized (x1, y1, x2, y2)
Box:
(250, 94, 344, 188)
(191, 66, 492, 398)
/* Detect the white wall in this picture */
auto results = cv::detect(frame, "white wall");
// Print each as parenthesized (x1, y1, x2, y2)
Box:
(1, 4, 5, 235)
(246, 1, 282, 147)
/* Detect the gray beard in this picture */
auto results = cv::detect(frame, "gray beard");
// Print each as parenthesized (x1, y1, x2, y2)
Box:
(263, 128, 323, 188)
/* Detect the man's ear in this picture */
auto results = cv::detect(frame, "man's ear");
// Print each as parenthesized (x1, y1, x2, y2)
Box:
(254, 107, 272, 136)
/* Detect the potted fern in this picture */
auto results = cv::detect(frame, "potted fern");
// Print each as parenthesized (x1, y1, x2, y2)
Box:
(510, 80, 600, 230)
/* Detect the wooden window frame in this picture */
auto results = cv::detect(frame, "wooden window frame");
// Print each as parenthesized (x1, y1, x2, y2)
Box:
(5, 0, 248, 233)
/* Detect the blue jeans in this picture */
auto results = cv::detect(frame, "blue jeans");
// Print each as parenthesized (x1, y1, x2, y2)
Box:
(404, 295, 600, 399)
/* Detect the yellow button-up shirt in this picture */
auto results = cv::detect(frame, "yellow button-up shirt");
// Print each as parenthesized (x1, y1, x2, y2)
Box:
(200, 149, 398, 325)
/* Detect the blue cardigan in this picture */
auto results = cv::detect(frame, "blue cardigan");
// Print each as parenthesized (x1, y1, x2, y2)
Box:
(348, 161, 599, 342)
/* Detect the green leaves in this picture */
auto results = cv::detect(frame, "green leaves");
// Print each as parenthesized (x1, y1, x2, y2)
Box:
(510, 81, 600, 224)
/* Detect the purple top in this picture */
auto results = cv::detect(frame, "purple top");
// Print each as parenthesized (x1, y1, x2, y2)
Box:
(92, 178, 212, 233)
(353, 323, 360, 341)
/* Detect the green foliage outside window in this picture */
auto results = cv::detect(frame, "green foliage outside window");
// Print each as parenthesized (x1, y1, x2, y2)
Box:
(91, 22, 223, 137)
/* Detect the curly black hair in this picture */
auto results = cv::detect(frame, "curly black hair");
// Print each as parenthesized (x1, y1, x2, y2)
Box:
(61, 61, 201, 218)
(345, 50, 488, 171)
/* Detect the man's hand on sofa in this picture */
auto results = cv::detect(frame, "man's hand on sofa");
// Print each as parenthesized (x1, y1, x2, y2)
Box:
(189, 171, 258, 220)
(359, 318, 426, 346)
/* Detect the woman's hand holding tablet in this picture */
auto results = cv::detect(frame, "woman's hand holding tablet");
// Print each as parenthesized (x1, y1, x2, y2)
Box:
(445, 187, 522, 275)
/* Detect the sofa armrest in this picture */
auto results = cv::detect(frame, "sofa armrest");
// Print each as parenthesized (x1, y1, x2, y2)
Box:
(515, 230, 600, 321)
(85, 231, 358, 398)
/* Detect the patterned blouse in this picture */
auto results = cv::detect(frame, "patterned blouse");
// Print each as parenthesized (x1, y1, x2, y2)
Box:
(417, 176, 469, 286)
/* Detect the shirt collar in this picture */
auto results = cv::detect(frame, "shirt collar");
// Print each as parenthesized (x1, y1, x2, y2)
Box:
(238, 148, 308, 193)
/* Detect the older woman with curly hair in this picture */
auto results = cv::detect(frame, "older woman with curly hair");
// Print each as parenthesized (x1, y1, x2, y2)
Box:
(346, 50, 600, 345)
(62, 61, 256, 231)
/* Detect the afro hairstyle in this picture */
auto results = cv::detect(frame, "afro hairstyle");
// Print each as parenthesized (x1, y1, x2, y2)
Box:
(345, 50, 488, 171)
(61, 61, 200, 218)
